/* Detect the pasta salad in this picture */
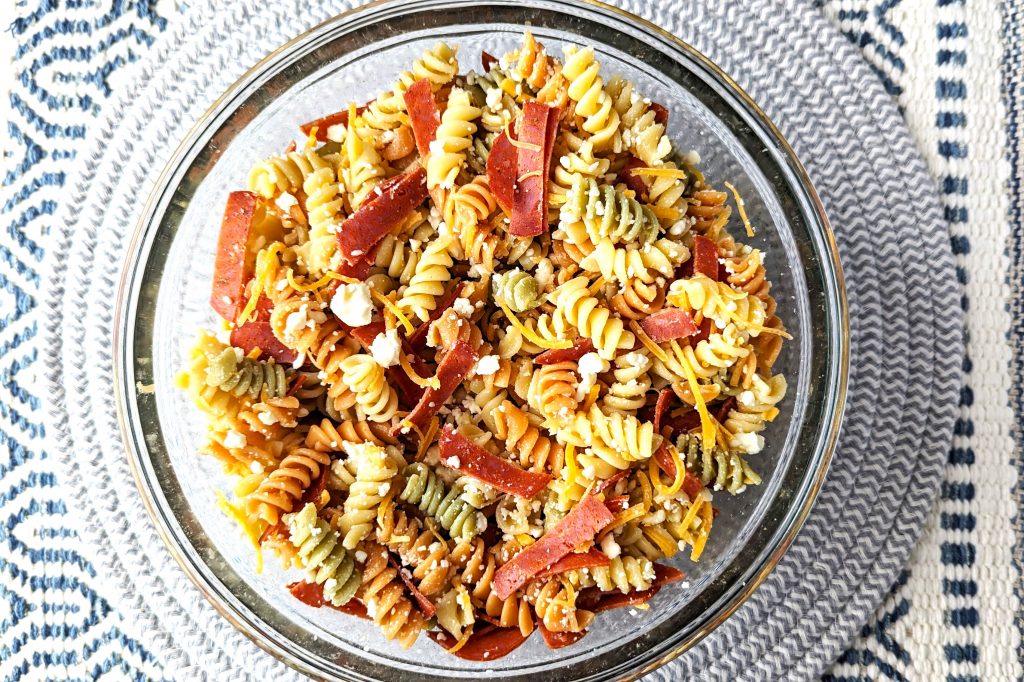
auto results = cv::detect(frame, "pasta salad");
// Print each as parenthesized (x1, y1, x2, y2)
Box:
(177, 31, 790, 659)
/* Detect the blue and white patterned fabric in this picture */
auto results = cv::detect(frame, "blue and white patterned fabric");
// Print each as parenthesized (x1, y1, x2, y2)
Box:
(1, 1, 1021, 679)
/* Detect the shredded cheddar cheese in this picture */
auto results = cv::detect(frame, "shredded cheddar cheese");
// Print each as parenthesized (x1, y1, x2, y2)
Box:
(648, 205, 682, 222)
(399, 351, 441, 390)
(415, 417, 440, 461)
(724, 181, 755, 238)
(691, 498, 714, 561)
(447, 624, 475, 654)
(628, 166, 689, 180)
(679, 352, 716, 457)
(498, 301, 572, 349)
(374, 290, 416, 335)
(237, 242, 284, 324)
(215, 490, 265, 574)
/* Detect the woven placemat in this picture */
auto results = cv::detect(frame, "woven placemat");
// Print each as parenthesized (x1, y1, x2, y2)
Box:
(39, 0, 962, 679)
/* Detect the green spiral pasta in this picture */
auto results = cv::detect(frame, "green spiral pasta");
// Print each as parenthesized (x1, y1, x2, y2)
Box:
(400, 462, 482, 541)
(204, 347, 288, 400)
(491, 269, 544, 312)
(568, 555, 656, 593)
(560, 173, 660, 246)
(285, 503, 362, 606)
(676, 432, 761, 495)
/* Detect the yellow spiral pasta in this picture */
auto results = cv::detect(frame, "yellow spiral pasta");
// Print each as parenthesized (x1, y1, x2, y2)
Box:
(300, 164, 344, 277)
(358, 541, 427, 648)
(247, 148, 329, 199)
(427, 87, 481, 190)
(562, 46, 620, 151)
(362, 42, 459, 132)
(340, 442, 401, 549)
(550, 276, 635, 360)
(184, 34, 792, 657)
(339, 354, 398, 423)
(397, 233, 455, 322)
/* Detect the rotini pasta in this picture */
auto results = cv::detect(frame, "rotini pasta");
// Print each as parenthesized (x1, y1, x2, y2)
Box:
(185, 33, 790, 659)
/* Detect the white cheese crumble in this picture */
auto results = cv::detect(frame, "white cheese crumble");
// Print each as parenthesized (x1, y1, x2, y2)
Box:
(330, 281, 374, 326)
(274, 192, 298, 212)
(452, 297, 475, 318)
(474, 354, 501, 376)
(575, 351, 610, 401)
(284, 304, 309, 339)
(731, 431, 765, 455)
(445, 456, 461, 469)
(369, 329, 402, 368)
(222, 429, 247, 450)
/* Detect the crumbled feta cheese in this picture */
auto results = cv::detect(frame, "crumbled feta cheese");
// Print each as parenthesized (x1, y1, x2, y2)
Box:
(323, 578, 338, 592)
(223, 429, 247, 450)
(250, 460, 264, 474)
(534, 258, 554, 290)
(683, 150, 701, 166)
(291, 353, 305, 370)
(325, 125, 346, 143)
(274, 192, 298, 212)
(737, 390, 756, 407)
(284, 304, 309, 339)
(257, 410, 279, 426)
(369, 329, 402, 368)
(600, 532, 621, 559)
(445, 456, 461, 469)
(355, 549, 368, 563)
(474, 354, 500, 376)
(330, 281, 374, 326)
(575, 351, 610, 401)
(731, 431, 764, 455)
(485, 86, 502, 109)
(452, 297, 475, 318)
(377, 482, 391, 497)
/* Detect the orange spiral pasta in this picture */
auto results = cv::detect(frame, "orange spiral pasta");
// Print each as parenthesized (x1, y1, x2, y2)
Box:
(184, 31, 790, 660)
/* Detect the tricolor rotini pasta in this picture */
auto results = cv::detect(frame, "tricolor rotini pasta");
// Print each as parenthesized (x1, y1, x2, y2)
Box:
(181, 32, 790, 658)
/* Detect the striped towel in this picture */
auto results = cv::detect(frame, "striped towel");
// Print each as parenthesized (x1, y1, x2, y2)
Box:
(1, 1, 1021, 679)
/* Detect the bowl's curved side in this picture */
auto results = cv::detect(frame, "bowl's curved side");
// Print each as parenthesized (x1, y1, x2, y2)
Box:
(114, 1, 847, 680)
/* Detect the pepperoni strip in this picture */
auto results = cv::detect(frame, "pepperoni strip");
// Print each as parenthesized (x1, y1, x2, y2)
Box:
(534, 337, 595, 365)
(211, 191, 261, 321)
(493, 495, 613, 600)
(539, 626, 588, 649)
(286, 581, 370, 618)
(653, 388, 675, 434)
(509, 101, 555, 237)
(229, 296, 298, 364)
(298, 104, 371, 141)
(639, 308, 699, 343)
(577, 563, 685, 612)
(428, 624, 530, 661)
(481, 51, 498, 71)
(336, 166, 427, 264)
(388, 553, 437, 618)
(619, 156, 649, 201)
(439, 426, 552, 498)
(397, 340, 478, 435)
(403, 78, 441, 157)
(652, 442, 704, 500)
(406, 283, 464, 350)
(487, 129, 517, 214)
(533, 548, 611, 580)
(692, 235, 720, 281)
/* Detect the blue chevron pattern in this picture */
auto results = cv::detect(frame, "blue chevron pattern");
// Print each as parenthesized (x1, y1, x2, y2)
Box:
(0, 1, 992, 680)
(1, 2, 173, 680)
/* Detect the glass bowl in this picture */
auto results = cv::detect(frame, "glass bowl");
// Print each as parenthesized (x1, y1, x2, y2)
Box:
(113, 0, 847, 679)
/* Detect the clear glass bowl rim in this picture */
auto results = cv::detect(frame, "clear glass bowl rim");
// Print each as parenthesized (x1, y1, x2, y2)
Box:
(112, 0, 849, 680)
